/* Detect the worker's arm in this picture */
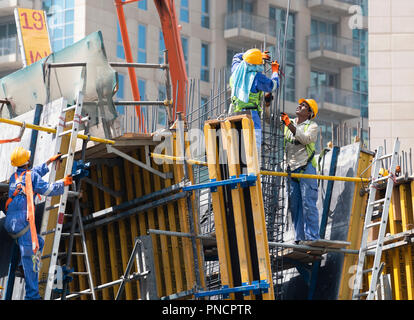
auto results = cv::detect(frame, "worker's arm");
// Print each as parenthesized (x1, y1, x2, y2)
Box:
(295, 122, 318, 145)
(31, 171, 65, 197)
(31, 163, 49, 177)
(252, 72, 279, 93)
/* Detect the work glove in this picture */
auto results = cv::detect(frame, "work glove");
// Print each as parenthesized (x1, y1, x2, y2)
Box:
(49, 153, 62, 163)
(271, 60, 280, 74)
(264, 93, 273, 104)
(62, 174, 73, 186)
(281, 112, 291, 126)
(262, 50, 271, 62)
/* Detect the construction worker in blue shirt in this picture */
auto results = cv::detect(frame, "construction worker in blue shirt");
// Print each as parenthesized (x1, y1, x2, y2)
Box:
(229, 48, 280, 159)
(281, 99, 320, 244)
(4, 146, 73, 300)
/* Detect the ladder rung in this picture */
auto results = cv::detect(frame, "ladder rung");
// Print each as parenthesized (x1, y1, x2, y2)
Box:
(373, 175, 390, 183)
(41, 229, 55, 236)
(378, 153, 393, 160)
(65, 116, 89, 127)
(363, 268, 373, 274)
(61, 232, 81, 237)
(68, 191, 80, 197)
(354, 291, 369, 298)
(369, 198, 386, 206)
(71, 252, 86, 256)
(45, 204, 60, 211)
(58, 130, 72, 137)
(62, 105, 76, 113)
(366, 221, 382, 229)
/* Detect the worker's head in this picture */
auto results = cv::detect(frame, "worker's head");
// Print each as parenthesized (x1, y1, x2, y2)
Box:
(10, 146, 31, 168)
(242, 48, 264, 65)
(297, 98, 318, 120)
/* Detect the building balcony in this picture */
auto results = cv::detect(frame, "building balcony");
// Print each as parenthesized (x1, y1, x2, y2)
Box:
(307, 86, 361, 120)
(0, 35, 22, 73)
(0, 0, 33, 17)
(224, 11, 277, 47)
(308, 34, 360, 69)
(307, 0, 359, 17)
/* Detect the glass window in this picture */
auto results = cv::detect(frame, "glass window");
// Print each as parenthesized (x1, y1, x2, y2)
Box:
(138, 24, 146, 63)
(181, 36, 189, 74)
(201, 96, 209, 122)
(138, 0, 147, 10)
(116, 23, 125, 59)
(201, 0, 210, 29)
(201, 42, 209, 82)
(43, 0, 75, 51)
(227, 0, 253, 13)
(159, 31, 165, 64)
(352, 29, 368, 117)
(310, 18, 338, 36)
(138, 79, 146, 100)
(180, 0, 189, 23)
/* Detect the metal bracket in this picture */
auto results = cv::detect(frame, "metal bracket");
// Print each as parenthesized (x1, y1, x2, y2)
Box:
(183, 174, 257, 192)
(194, 280, 270, 299)
(106, 145, 173, 179)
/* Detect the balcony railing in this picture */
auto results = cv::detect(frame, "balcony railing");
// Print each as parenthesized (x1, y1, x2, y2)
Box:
(308, 86, 361, 110)
(224, 11, 277, 38)
(308, 33, 360, 57)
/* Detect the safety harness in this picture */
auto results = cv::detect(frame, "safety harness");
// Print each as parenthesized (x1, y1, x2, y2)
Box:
(6, 170, 40, 256)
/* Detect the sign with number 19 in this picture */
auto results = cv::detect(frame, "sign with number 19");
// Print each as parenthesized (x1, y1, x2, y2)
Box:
(14, 8, 52, 67)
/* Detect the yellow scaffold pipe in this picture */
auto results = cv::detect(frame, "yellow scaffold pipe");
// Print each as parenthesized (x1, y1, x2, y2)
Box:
(0, 117, 115, 145)
(150, 152, 370, 183)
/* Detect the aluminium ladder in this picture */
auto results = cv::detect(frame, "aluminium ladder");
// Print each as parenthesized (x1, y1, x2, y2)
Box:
(40, 90, 95, 300)
(352, 139, 400, 300)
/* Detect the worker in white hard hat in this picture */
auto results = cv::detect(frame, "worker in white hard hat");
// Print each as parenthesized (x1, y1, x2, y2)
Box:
(281, 99, 320, 244)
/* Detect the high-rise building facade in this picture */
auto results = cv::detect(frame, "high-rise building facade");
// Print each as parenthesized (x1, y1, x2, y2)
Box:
(0, 0, 368, 150)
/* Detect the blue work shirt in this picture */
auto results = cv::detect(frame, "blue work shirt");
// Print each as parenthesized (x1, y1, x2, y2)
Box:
(231, 52, 279, 93)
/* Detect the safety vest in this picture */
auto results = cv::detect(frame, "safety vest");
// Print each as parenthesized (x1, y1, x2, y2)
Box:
(284, 122, 317, 169)
(6, 170, 39, 254)
(229, 75, 263, 113)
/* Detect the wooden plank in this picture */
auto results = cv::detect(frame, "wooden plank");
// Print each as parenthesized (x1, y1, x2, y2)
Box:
(113, 165, 134, 300)
(91, 166, 111, 299)
(400, 183, 414, 299)
(162, 160, 184, 293)
(152, 154, 173, 296)
(140, 147, 164, 297)
(102, 164, 120, 297)
(204, 122, 234, 299)
(123, 157, 140, 298)
(301, 239, 350, 249)
(337, 149, 372, 300)
(241, 117, 274, 300)
(172, 132, 195, 290)
(221, 120, 254, 300)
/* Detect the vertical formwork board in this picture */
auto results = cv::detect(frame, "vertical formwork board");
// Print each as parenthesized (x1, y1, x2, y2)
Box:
(337, 149, 373, 300)
(204, 122, 235, 299)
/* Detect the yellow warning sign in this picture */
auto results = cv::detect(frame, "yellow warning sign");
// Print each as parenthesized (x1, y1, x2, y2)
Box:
(14, 8, 52, 66)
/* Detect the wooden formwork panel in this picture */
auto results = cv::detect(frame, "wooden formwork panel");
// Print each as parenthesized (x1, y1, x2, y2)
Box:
(55, 142, 204, 300)
(204, 114, 274, 300)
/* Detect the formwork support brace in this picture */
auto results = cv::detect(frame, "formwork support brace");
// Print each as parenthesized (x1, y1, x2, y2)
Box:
(182, 174, 257, 192)
(194, 280, 270, 299)
(106, 144, 172, 179)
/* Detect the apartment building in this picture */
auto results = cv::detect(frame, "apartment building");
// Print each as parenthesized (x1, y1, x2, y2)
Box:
(0, 0, 368, 149)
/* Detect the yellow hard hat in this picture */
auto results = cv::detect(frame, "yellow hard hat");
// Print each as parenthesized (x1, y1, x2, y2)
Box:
(299, 98, 318, 119)
(11, 146, 31, 167)
(242, 48, 263, 65)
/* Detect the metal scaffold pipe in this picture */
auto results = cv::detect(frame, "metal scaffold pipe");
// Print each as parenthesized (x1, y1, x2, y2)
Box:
(150, 152, 370, 183)
(0, 117, 115, 145)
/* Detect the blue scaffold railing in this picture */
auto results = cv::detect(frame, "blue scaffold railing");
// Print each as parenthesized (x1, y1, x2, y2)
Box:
(182, 174, 257, 192)
(194, 280, 269, 299)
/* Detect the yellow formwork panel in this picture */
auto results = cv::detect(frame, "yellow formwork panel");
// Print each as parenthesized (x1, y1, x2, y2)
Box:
(337, 149, 373, 299)
(221, 120, 254, 300)
(151, 152, 174, 296)
(240, 117, 274, 300)
(113, 165, 134, 300)
(172, 133, 195, 291)
(139, 147, 164, 297)
(91, 166, 111, 300)
(204, 122, 235, 299)
(162, 161, 184, 293)
(102, 164, 120, 297)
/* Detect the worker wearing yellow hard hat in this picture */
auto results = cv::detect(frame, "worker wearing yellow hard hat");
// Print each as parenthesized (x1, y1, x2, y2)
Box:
(229, 48, 280, 160)
(4, 146, 72, 300)
(281, 98, 320, 244)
